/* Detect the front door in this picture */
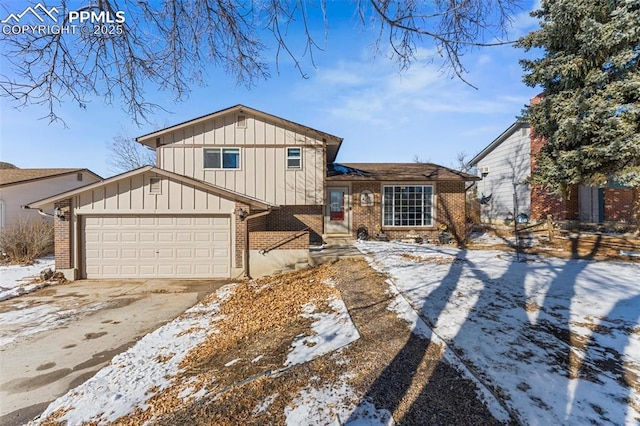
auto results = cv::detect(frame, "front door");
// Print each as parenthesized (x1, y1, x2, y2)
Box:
(325, 187, 350, 234)
(579, 185, 603, 223)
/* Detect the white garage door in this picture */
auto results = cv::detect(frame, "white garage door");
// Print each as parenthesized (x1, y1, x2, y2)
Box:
(83, 215, 231, 279)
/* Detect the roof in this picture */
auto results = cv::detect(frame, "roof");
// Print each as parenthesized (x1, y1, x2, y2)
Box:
(0, 168, 102, 187)
(135, 104, 344, 163)
(326, 163, 480, 181)
(25, 166, 274, 210)
(469, 121, 529, 166)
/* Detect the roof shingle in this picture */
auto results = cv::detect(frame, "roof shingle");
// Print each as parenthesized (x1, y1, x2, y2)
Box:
(326, 163, 479, 181)
(0, 168, 89, 186)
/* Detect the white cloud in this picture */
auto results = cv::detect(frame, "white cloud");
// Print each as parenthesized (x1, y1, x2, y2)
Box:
(507, 0, 542, 39)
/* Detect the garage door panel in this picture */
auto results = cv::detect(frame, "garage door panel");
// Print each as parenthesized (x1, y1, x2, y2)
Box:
(83, 215, 231, 279)
(120, 217, 137, 226)
(176, 248, 192, 258)
(102, 217, 119, 226)
(121, 265, 138, 275)
(139, 232, 156, 242)
(139, 217, 155, 226)
(176, 232, 193, 242)
(139, 249, 156, 259)
(158, 232, 174, 242)
(121, 232, 137, 242)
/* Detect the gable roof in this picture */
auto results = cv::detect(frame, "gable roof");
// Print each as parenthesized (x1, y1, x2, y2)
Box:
(326, 163, 479, 181)
(0, 168, 102, 187)
(25, 166, 274, 210)
(135, 104, 344, 162)
(469, 121, 529, 166)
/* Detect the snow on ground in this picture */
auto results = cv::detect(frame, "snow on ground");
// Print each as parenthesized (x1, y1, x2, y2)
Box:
(468, 231, 540, 247)
(285, 296, 360, 367)
(359, 241, 640, 426)
(32, 285, 235, 425)
(285, 374, 394, 426)
(0, 256, 56, 301)
(33, 281, 362, 424)
(0, 301, 107, 347)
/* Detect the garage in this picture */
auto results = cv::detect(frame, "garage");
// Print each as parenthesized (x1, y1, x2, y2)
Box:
(83, 215, 231, 279)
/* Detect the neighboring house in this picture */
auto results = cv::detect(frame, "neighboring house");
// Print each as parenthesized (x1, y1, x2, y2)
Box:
(468, 121, 531, 223)
(26, 105, 477, 280)
(0, 165, 101, 229)
(470, 108, 639, 224)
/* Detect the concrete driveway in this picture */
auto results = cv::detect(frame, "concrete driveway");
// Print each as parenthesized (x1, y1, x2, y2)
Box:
(0, 278, 227, 426)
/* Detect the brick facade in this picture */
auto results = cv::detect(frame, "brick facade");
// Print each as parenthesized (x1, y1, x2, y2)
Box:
(266, 205, 323, 244)
(351, 182, 381, 239)
(530, 185, 579, 221)
(234, 202, 248, 269)
(53, 199, 72, 269)
(249, 231, 309, 250)
(435, 181, 466, 243)
(235, 203, 319, 269)
(604, 188, 638, 222)
(529, 111, 581, 221)
(350, 181, 467, 243)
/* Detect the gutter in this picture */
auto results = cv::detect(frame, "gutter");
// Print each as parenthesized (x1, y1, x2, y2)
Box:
(22, 205, 55, 218)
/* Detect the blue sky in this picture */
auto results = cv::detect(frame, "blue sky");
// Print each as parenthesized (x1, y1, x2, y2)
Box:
(0, 1, 541, 178)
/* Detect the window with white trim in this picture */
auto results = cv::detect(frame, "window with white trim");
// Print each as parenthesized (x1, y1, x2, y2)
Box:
(287, 147, 302, 169)
(383, 185, 434, 227)
(203, 148, 240, 169)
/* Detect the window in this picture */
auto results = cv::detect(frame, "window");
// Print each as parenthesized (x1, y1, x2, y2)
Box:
(203, 148, 240, 169)
(149, 177, 162, 194)
(287, 147, 302, 169)
(383, 185, 433, 227)
(76, 172, 83, 181)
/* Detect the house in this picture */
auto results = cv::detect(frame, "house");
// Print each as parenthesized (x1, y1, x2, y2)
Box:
(468, 121, 532, 223)
(26, 105, 477, 280)
(0, 163, 101, 229)
(470, 111, 639, 224)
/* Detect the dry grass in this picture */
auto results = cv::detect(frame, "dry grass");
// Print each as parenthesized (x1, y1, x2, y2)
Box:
(41, 259, 509, 425)
(111, 264, 341, 425)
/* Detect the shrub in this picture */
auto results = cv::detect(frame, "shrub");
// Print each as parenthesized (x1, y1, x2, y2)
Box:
(0, 217, 54, 263)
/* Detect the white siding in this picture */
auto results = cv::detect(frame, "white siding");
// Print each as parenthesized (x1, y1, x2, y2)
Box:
(156, 112, 325, 205)
(0, 172, 100, 228)
(74, 171, 235, 214)
(476, 126, 531, 223)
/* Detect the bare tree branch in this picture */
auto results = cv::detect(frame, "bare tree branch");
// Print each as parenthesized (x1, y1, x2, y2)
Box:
(0, 0, 522, 123)
(107, 132, 156, 173)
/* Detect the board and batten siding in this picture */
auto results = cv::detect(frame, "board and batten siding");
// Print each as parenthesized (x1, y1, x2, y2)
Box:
(476, 126, 531, 223)
(156, 113, 325, 205)
(74, 171, 235, 214)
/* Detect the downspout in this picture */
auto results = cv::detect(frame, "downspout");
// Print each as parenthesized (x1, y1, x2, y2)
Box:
(241, 209, 272, 279)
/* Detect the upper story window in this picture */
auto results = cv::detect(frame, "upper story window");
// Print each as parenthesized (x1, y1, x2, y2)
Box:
(204, 148, 240, 170)
(287, 147, 302, 169)
(383, 185, 434, 227)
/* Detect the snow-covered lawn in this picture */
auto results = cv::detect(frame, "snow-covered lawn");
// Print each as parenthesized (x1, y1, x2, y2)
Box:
(0, 256, 56, 301)
(359, 241, 640, 426)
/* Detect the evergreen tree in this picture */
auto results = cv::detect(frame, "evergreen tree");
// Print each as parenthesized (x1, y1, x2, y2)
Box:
(517, 0, 640, 194)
